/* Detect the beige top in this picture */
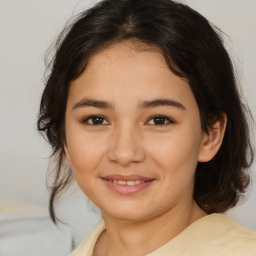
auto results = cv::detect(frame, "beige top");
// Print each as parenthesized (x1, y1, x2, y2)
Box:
(70, 214, 256, 256)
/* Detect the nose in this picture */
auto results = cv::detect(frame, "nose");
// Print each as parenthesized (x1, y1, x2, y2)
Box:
(107, 125, 146, 166)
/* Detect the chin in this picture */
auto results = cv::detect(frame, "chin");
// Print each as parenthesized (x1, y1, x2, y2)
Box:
(100, 203, 159, 223)
(109, 212, 150, 222)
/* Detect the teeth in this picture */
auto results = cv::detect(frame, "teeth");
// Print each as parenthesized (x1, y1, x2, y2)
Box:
(111, 180, 146, 185)
(127, 181, 136, 185)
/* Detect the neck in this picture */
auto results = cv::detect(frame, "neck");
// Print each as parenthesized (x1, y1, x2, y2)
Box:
(94, 200, 206, 256)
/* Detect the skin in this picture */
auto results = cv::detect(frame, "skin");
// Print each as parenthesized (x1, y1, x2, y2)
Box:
(64, 42, 226, 256)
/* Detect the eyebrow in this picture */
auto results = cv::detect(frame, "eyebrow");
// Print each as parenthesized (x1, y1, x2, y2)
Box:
(72, 99, 114, 110)
(138, 98, 185, 110)
(72, 98, 185, 111)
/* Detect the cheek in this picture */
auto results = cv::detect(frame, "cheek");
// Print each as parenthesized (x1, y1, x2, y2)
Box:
(66, 130, 106, 178)
(147, 127, 202, 175)
(66, 135, 107, 198)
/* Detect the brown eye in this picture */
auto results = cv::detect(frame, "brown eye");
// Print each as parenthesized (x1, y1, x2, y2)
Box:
(147, 115, 174, 126)
(83, 115, 109, 125)
(153, 116, 166, 125)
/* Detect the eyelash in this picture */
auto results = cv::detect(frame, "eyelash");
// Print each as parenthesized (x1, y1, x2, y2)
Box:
(82, 115, 110, 125)
(147, 115, 175, 126)
(81, 115, 175, 126)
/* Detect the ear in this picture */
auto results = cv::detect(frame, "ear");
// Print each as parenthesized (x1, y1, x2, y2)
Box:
(63, 143, 72, 165)
(198, 113, 227, 162)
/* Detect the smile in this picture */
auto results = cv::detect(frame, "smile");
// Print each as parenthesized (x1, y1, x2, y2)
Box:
(107, 179, 146, 185)
(101, 175, 155, 195)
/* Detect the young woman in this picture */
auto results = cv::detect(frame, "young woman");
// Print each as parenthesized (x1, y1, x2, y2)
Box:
(37, 0, 256, 255)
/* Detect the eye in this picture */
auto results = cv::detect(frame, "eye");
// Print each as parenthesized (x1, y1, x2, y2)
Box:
(147, 115, 174, 126)
(82, 115, 110, 125)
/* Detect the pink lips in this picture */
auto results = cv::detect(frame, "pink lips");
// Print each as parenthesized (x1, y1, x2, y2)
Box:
(101, 175, 155, 195)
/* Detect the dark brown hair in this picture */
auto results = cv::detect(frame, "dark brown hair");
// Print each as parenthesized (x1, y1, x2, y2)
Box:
(37, 0, 254, 223)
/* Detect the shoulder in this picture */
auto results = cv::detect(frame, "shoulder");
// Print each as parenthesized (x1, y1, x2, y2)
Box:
(149, 214, 256, 256)
(69, 220, 105, 256)
(198, 214, 256, 249)
(196, 213, 256, 238)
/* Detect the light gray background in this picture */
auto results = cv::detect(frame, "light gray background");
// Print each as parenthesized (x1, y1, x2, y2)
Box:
(0, 0, 255, 245)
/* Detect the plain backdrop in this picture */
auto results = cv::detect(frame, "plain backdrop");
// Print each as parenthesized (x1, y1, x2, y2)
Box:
(0, 0, 255, 245)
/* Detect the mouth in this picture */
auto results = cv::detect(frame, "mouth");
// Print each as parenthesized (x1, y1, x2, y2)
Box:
(103, 179, 148, 185)
(101, 175, 155, 194)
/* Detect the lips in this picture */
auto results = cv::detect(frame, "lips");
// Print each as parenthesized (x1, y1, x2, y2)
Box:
(102, 174, 153, 182)
(111, 180, 145, 185)
(101, 175, 155, 194)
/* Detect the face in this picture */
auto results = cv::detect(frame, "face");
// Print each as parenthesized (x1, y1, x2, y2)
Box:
(64, 42, 208, 222)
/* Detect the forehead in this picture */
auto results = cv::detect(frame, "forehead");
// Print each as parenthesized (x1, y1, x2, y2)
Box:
(84, 42, 168, 80)
(88, 41, 164, 64)
(68, 42, 197, 111)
